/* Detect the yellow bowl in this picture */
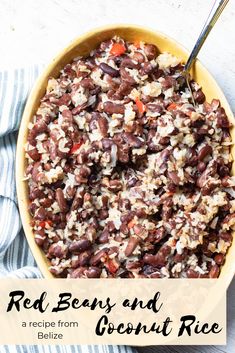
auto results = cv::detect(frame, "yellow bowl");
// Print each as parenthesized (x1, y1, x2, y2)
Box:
(16, 24, 235, 283)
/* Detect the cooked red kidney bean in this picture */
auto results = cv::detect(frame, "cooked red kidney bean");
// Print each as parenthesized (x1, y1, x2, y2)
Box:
(140, 62, 155, 75)
(209, 264, 220, 278)
(98, 116, 108, 136)
(70, 267, 87, 278)
(35, 207, 48, 221)
(197, 161, 206, 173)
(40, 198, 53, 208)
(80, 77, 95, 89)
(98, 230, 109, 244)
(48, 243, 67, 259)
(77, 250, 92, 266)
(108, 179, 122, 192)
(55, 188, 68, 213)
(193, 90, 205, 104)
(197, 162, 217, 188)
(86, 267, 102, 278)
(168, 171, 180, 185)
(120, 57, 139, 69)
(123, 133, 143, 148)
(214, 253, 225, 265)
(90, 249, 107, 266)
(216, 108, 230, 128)
(28, 120, 48, 144)
(29, 188, 45, 201)
(144, 44, 158, 60)
(198, 144, 212, 161)
(99, 63, 119, 77)
(120, 67, 136, 84)
(186, 269, 200, 278)
(112, 81, 132, 100)
(34, 229, 46, 247)
(133, 51, 145, 63)
(103, 101, 125, 114)
(27, 148, 41, 161)
(69, 238, 91, 253)
(218, 164, 229, 177)
(125, 237, 140, 257)
(219, 232, 232, 242)
(102, 138, 113, 149)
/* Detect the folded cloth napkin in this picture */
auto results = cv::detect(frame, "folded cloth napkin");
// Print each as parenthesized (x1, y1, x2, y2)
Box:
(0, 68, 137, 353)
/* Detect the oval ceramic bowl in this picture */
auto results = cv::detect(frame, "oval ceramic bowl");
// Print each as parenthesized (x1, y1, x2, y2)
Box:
(16, 24, 235, 283)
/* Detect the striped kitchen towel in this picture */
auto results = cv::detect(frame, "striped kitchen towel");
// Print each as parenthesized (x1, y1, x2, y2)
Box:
(0, 68, 137, 353)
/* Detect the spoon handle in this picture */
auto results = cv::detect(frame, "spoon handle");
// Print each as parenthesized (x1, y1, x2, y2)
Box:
(184, 0, 229, 73)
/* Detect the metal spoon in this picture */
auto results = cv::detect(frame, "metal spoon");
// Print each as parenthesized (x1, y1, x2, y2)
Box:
(182, 0, 229, 105)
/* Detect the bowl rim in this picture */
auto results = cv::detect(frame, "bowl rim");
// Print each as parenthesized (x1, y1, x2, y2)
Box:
(16, 23, 235, 284)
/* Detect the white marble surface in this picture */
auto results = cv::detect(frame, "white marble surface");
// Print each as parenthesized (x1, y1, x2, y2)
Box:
(1, 0, 235, 352)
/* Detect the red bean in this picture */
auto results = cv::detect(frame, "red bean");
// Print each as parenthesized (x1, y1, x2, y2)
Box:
(98, 230, 109, 244)
(125, 237, 140, 257)
(69, 238, 91, 253)
(120, 58, 139, 69)
(133, 51, 145, 63)
(85, 267, 101, 278)
(34, 229, 46, 247)
(79, 166, 91, 178)
(70, 267, 87, 278)
(216, 108, 230, 128)
(186, 269, 200, 278)
(48, 243, 67, 259)
(168, 171, 180, 185)
(123, 133, 143, 148)
(100, 63, 119, 77)
(40, 198, 53, 208)
(120, 68, 136, 85)
(103, 101, 125, 114)
(55, 188, 68, 213)
(209, 264, 220, 278)
(214, 253, 225, 265)
(140, 62, 154, 75)
(29, 188, 45, 201)
(98, 116, 108, 136)
(27, 148, 40, 161)
(90, 249, 107, 265)
(80, 78, 95, 89)
(144, 44, 158, 60)
(112, 82, 132, 100)
(219, 232, 232, 242)
(197, 161, 206, 173)
(85, 225, 97, 240)
(77, 250, 92, 266)
(35, 207, 47, 221)
(198, 144, 212, 161)
(108, 179, 123, 192)
(193, 90, 205, 104)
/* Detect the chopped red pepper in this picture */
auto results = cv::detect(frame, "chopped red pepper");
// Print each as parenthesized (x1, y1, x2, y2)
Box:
(127, 219, 136, 229)
(167, 102, 181, 111)
(110, 43, 126, 56)
(106, 259, 119, 274)
(39, 220, 52, 228)
(70, 141, 83, 154)
(135, 98, 146, 114)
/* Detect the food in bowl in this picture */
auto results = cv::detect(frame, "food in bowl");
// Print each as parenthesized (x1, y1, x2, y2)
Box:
(25, 36, 234, 278)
